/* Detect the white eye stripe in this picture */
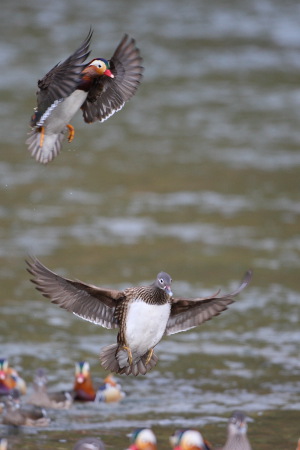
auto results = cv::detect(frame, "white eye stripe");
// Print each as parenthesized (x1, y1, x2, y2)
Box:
(90, 60, 105, 69)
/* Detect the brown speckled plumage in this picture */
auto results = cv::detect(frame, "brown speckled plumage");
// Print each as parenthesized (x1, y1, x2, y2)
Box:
(26, 256, 252, 376)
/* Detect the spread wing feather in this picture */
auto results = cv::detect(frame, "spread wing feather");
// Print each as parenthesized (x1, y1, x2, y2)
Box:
(81, 34, 143, 123)
(33, 29, 93, 122)
(165, 270, 252, 335)
(26, 256, 122, 329)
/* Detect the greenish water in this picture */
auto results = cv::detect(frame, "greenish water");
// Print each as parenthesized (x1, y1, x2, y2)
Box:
(0, 0, 300, 448)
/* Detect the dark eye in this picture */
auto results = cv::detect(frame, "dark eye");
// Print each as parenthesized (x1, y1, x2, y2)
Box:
(160, 278, 164, 284)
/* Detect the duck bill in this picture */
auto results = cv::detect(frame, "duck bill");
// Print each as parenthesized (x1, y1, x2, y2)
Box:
(104, 68, 114, 78)
(165, 286, 173, 297)
(76, 375, 85, 384)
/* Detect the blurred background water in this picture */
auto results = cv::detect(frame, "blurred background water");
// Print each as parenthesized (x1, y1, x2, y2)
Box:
(0, 0, 300, 448)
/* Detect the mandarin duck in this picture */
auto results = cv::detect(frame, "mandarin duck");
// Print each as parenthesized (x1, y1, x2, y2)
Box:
(2, 389, 50, 427)
(27, 368, 72, 409)
(26, 29, 143, 164)
(0, 359, 26, 396)
(222, 411, 252, 450)
(170, 429, 212, 450)
(73, 361, 97, 401)
(73, 437, 105, 450)
(26, 257, 252, 376)
(94, 373, 125, 403)
(127, 428, 157, 450)
(73, 362, 125, 402)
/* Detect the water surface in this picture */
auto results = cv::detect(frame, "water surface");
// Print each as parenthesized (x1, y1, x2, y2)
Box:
(0, 0, 300, 448)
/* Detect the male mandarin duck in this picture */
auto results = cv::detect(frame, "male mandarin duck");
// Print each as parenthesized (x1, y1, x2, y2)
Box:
(170, 429, 212, 450)
(94, 372, 125, 403)
(0, 359, 26, 396)
(127, 428, 157, 450)
(222, 411, 252, 450)
(26, 29, 143, 164)
(73, 362, 125, 402)
(73, 361, 97, 401)
(26, 257, 252, 376)
(27, 368, 72, 409)
(2, 389, 50, 427)
(73, 437, 105, 450)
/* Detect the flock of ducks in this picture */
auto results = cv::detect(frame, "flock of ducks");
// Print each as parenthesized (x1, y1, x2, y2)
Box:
(0, 358, 254, 449)
(3, 26, 295, 449)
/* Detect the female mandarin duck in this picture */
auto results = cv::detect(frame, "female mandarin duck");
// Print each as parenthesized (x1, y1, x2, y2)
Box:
(127, 428, 157, 450)
(27, 368, 72, 409)
(2, 389, 50, 427)
(26, 29, 143, 164)
(170, 429, 212, 450)
(26, 257, 252, 376)
(221, 411, 252, 450)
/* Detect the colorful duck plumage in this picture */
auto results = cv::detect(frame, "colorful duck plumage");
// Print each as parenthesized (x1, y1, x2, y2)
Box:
(170, 429, 212, 450)
(26, 29, 143, 164)
(127, 428, 157, 450)
(0, 359, 26, 396)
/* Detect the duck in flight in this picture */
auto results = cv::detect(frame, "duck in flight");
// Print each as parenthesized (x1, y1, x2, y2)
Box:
(26, 29, 143, 164)
(26, 257, 252, 376)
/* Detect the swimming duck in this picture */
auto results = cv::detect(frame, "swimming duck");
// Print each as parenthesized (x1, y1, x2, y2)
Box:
(73, 361, 97, 401)
(27, 368, 72, 409)
(94, 373, 125, 403)
(26, 257, 252, 376)
(127, 428, 157, 450)
(222, 411, 252, 450)
(26, 29, 143, 164)
(0, 359, 26, 396)
(2, 389, 50, 427)
(170, 429, 212, 450)
(73, 362, 125, 402)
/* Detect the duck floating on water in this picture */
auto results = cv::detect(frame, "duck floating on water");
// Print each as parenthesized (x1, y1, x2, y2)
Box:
(27, 368, 72, 409)
(221, 411, 252, 450)
(127, 428, 157, 450)
(170, 429, 212, 450)
(2, 389, 50, 427)
(0, 359, 26, 396)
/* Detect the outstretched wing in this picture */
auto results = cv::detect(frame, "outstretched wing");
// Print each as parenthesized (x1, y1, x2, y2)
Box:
(26, 256, 123, 329)
(165, 270, 252, 335)
(33, 28, 93, 124)
(81, 34, 143, 123)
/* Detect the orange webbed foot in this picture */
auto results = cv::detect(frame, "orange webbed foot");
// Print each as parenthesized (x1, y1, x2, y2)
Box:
(66, 124, 75, 143)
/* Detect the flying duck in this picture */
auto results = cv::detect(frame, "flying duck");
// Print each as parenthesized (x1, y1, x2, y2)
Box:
(26, 29, 143, 164)
(26, 257, 252, 376)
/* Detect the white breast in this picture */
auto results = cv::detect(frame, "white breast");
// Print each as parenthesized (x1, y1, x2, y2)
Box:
(44, 90, 88, 134)
(125, 299, 171, 358)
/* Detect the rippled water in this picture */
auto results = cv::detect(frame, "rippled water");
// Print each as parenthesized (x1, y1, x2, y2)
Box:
(0, 0, 300, 448)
